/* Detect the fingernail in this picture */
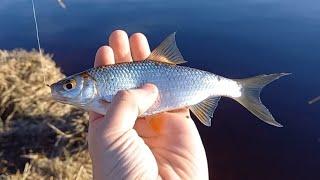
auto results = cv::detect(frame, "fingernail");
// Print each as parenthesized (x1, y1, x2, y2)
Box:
(148, 84, 158, 94)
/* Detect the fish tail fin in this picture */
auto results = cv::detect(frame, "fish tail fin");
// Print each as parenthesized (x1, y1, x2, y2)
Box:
(233, 73, 290, 127)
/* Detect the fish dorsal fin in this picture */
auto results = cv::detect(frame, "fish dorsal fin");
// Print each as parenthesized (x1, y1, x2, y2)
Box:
(147, 32, 187, 64)
(189, 96, 221, 126)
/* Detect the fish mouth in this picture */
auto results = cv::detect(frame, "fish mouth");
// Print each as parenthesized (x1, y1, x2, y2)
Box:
(51, 96, 68, 104)
(50, 92, 68, 104)
(50, 85, 69, 103)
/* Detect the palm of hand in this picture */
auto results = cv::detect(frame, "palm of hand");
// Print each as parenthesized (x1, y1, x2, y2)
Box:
(88, 30, 208, 179)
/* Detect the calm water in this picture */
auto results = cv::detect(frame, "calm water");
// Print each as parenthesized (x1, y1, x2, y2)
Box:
(1, 0, 319, 179)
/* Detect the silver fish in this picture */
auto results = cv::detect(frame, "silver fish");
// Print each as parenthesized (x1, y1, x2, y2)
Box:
(50, 33, 289, 127)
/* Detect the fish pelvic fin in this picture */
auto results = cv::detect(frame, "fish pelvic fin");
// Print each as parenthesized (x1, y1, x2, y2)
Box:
(147, 32, 187, 65)
(233, 73, 291, 127)
(190, 96, 221, 126)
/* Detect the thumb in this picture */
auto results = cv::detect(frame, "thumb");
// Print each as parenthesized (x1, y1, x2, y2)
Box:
(100, 83, 158, 132)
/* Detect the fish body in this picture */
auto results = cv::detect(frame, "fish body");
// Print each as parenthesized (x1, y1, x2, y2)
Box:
(85, 60, 238, 115)
(51, 33, 289, 127)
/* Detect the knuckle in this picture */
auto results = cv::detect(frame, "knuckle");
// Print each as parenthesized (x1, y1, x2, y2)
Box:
(116, 90, 134, 100)
(115, 90, 137, 106)
(114, 90, 140, 115)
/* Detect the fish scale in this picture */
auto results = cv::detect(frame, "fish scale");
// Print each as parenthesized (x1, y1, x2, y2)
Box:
(88, 61, 218, 115)
(50, 33, 288, 127)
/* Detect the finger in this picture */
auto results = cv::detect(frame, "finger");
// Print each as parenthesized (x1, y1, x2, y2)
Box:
(109, 30, 132, 63)
(102, 84, 158, 132)
(129, 33, 151, 61)
(90, 46, 114, 121)
(94, 46, 115, 67)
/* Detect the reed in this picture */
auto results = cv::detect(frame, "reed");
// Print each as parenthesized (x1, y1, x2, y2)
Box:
(0, 49, 92, 179)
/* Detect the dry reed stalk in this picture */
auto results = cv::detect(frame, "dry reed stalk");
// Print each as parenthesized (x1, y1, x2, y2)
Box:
(0, 49, 92, 179)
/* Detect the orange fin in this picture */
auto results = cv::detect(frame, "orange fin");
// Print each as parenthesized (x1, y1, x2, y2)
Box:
(189, 96, 221, 126)
(147, 32, 187, 65)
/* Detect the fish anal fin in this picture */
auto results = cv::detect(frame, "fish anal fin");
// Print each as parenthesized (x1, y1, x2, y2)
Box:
(147, 32, 187, 65)
(189, 96, 221, 126)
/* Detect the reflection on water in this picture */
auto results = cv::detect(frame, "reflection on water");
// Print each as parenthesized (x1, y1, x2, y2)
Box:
(0, 0, 319, 179)
(57, 0, 67, 9)
(309, 96, 320, 104)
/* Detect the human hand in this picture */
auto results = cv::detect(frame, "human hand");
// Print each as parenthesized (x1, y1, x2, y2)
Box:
(88, 30, 208, 180)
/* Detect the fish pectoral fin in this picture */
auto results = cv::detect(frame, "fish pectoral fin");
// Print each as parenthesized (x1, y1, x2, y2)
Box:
(189, 96, 221, 126)
(147, 32, 187, 65)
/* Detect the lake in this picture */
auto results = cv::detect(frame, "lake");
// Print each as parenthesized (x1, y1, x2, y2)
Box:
(0, 0, 319, 179)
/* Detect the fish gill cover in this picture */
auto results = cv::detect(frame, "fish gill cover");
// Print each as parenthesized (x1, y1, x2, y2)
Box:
(0, 49, 92, 179)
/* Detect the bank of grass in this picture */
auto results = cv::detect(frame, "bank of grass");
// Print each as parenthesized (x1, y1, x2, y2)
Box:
(0, 49, 92, 179)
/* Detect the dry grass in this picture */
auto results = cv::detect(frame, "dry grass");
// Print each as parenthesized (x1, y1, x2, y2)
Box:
(0, 49, 92, 179)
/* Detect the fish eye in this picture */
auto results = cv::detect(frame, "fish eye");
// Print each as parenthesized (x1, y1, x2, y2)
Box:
(63, 79, 76, 91)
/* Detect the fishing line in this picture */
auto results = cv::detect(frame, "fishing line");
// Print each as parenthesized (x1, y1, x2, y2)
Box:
(31, 0, 48, 86)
